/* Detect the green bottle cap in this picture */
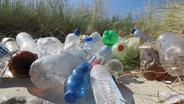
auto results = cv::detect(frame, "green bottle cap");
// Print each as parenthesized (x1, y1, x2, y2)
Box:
(102, 30, 118, 46)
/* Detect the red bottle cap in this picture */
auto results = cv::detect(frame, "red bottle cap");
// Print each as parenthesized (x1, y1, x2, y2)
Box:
(92, 61, 100, 67)
(117, 44, 124, 51)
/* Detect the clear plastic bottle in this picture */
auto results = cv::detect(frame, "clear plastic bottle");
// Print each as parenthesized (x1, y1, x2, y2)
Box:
(89, 31, 103, 50)
(0, 43, 10, 76)
(64, 28, 81, 50)
(90, 61, 126, 104)
(2, 37, 19, 53)
(82, 37, 101, 57)
(35, 37, 64, 57)
(105, 59, 124, 79)
(139, 44, 168, 81)
(16, 32, 41, 57)
(99, 45, 112, 58)
(131, 29, 155, 42)
(64, 56, 96, 103)
(29, 52, 82, 89)
(156, 32, 184, 76)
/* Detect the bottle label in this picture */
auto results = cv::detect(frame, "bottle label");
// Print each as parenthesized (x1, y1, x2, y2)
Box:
(0, 43, 9, 58)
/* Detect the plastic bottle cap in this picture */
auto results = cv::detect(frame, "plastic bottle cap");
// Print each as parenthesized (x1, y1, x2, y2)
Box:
(117, 44, 124, 51)
(74, 28, 80, 36)
(84, 37, 93, 42)
(92, 61, 100, 67)
(64, 90, 77, 103)
(131, 29, 136, 34)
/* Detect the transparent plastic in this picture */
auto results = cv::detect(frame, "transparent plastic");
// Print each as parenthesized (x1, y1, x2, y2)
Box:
(36, 37, 64, 57)
(131, 29, 155, 42)
(0, 43, 9, 76)
(90, 62, 126, 104)
(139, 44, 168, 81)
(99, 45, 112, 58)
(29, 52, 82, 89)
(16, 32, 41, 57)
(89, 31, 103, 50)
(2, 37, 19, 53)
(156, 32, 184, 76)
(82, 37, 101, 57)
(105, 59, 124, 79)
(64, 28, 81, 50)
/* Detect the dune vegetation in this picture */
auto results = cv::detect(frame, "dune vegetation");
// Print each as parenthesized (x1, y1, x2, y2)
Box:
(0, 0, 183, 42)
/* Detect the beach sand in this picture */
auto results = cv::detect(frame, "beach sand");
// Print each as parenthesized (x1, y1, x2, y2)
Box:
(0, 71, 183, 104)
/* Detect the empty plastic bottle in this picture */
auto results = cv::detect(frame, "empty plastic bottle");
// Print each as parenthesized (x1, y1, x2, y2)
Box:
(0, 43, 9, 58)
(139, 44, 169, 81)
(99, 45, 112, 58)
(8, 51, 38, 78)
(35, 37, 64, 57)
(89, 31, 103, 50)
(90, 61, 126, 104)
(105, 59, 124, 79)
(64, 56, 96, 103)
(16, 32, 41, 57)
(112, 37, 140, 60)
(64, 28, 81, 50)
(102, 30, 118, 46)
(156, 32, 184, 76)
(82, 37, 101, 57)
(29, 52, 82, 89)
(2, 37, 19, 53)
(95, 45, 113, 65)
(0, 43, 10, 76)
(131, 29, 155, 42)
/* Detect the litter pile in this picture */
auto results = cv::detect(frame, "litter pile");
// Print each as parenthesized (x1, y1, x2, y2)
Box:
(0, 28, 184, 104)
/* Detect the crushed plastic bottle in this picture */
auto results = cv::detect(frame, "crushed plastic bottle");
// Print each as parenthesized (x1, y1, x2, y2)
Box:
(102, 30, 118, 46)
(156, 32, 184, 76)
(35, 37, 64, 57)
(139, 44, 169, 81)
(131, 29, 155, 42)
(64, 28, 81, 51)
(90, 61, 126, 104)
(16, 32, 41, 57)
(29, 52, 82, 89)
(81, 37, 102, 57)
(89, 31, 103, 50)
(64, 56, 96, 103)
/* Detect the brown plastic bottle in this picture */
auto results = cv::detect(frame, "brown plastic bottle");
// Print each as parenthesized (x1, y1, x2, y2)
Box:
(8, 51, 37, 78)
(139, 44, 169, 81)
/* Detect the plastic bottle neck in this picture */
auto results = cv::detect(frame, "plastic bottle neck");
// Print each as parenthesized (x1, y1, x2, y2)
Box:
(64, 90, 77, 103)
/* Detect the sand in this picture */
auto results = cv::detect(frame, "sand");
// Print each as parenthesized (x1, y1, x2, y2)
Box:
(0, 72, 183, 104)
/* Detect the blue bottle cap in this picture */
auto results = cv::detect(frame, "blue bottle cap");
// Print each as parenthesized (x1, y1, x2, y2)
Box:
(131, 29, 136, 34)
(74, 28, 80, 36)
(64, 90, 77, 103)
(84, 37, 93, 42)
